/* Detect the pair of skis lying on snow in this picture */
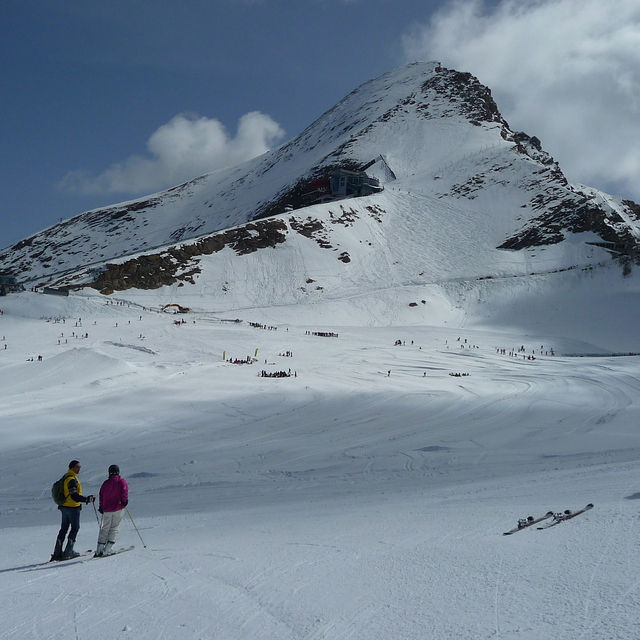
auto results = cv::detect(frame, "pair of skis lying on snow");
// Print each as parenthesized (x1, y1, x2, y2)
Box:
(503, 504, 593, 535)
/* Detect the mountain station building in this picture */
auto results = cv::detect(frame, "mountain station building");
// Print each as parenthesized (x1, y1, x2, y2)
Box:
(330, 169, 382, 198)
(305, 169, 382, 205)
(0, 272, 20, 296)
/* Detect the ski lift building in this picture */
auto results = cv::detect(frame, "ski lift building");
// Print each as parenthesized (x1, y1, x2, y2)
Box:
(0, 272, 20, 296)
(329, 169, 382, 198)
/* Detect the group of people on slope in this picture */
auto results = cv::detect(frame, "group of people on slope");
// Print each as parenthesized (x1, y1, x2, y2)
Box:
(52, 460, 129, 561)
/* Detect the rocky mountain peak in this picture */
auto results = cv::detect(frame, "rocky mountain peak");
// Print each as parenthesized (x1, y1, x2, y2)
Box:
(1, 62, 640, 298)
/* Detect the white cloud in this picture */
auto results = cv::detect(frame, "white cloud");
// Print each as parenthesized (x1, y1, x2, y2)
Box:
(403, 0, 640, 201)
(59, 111, 285, 195)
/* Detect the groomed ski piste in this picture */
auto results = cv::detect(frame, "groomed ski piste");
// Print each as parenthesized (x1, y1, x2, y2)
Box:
(1, 269, 640, 640)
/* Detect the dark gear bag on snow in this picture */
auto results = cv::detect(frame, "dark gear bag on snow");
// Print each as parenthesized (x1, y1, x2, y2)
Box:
(51, 475, 68, 506)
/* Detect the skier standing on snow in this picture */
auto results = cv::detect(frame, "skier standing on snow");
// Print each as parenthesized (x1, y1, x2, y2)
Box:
(52, 460, 95, 561)
(95, 465, 129, 557)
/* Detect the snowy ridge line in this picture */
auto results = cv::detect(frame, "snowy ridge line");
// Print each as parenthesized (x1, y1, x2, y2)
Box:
(563, 352, 640, 358)
(104, 341, 157, 355)
(405, 260, 611, 288)
(24, 186, 381, 289)
(73, 291, 215, 318)
(18, 202, 298, 287)
(128, 257, 612, 320)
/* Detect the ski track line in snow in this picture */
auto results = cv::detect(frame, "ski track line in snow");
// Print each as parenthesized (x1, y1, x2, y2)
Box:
(303, 609, 370, 640)
(580, 506, 624, 624)
(576, 481, 640, 639)
(494, 553, 504, 640)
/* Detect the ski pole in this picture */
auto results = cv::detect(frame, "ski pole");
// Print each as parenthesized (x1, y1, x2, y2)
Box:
(92, 500, 101, 525)
(126, 508, 147, 548)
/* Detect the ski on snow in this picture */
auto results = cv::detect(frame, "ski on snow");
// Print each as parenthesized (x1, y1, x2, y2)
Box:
(93, 545, 135, 558)
(503, 511, 554, 535)
(50, 550, 94, 563)
(0, 550, 94, 573)
(536, 504, 594, 530)
(3, 546, 135, 574)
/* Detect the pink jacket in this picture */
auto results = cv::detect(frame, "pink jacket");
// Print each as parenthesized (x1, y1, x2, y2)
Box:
(99, 475, 129, 513)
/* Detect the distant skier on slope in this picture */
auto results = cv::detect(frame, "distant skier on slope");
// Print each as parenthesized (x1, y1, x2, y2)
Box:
(95, 465, 129, 557)
(51, 461, 95, 561)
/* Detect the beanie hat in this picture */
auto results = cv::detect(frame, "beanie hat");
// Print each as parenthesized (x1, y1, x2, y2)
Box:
(69, 460, 80, 469)
(108, 464, 120, 476)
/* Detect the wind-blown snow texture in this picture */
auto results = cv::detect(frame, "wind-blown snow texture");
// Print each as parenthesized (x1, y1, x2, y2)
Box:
(1, 63, 640, 640)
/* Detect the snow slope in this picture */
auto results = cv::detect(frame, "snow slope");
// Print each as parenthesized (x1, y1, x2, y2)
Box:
(1, 289, 639, 640)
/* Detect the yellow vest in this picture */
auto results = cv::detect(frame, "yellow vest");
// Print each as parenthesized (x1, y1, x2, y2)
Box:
(62, 470, 83, 507)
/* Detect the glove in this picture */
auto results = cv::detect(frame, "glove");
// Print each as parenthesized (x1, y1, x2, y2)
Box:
(86, 495, 96, 503)
(98, 506, 104, 514)
(122, 500, 128, 507)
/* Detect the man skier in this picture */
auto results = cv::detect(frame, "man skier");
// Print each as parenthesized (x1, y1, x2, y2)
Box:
(52, 460, 95, 561)
(95, 464, 129, 557)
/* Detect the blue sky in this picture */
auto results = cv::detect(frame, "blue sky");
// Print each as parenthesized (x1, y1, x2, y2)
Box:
(2, 0, 640, 249)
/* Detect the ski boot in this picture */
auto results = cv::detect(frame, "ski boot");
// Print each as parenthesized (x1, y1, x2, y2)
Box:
(51, 538, 64, 561)
(62, 539, 80, 560)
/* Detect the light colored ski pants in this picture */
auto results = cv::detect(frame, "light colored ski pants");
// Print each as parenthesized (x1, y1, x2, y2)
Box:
(98, 509, 125, 544)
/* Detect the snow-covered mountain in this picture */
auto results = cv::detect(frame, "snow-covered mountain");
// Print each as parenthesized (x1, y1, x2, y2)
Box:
(2, 61, 639, 306)
(3, 63, 640, 640)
